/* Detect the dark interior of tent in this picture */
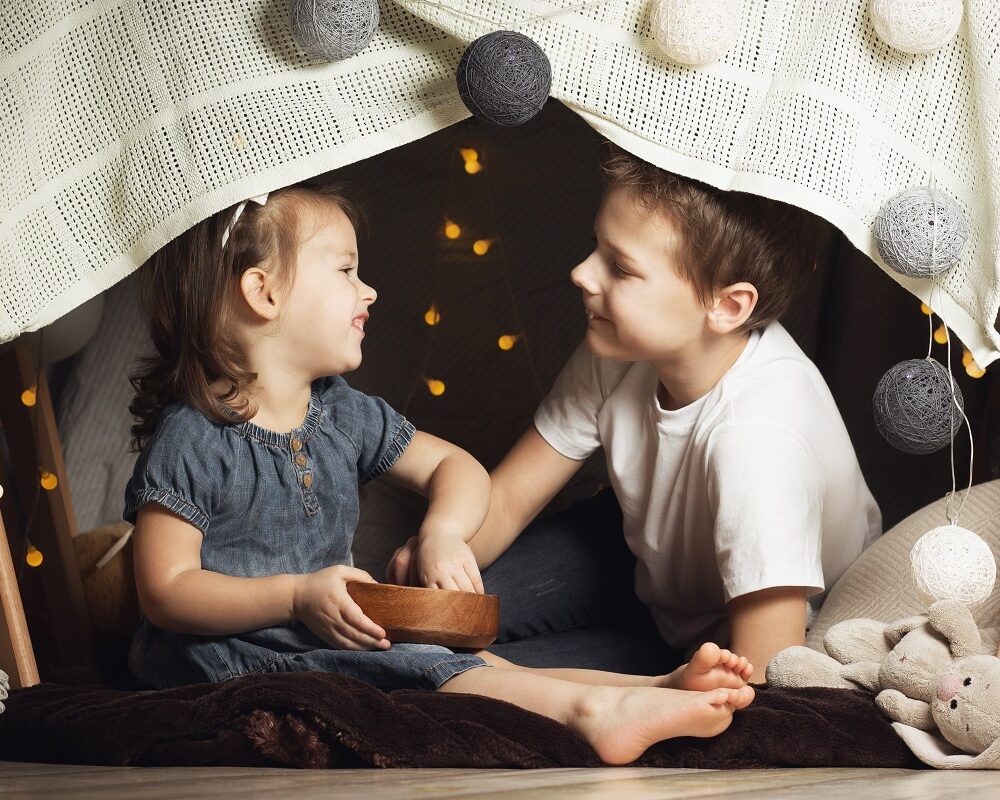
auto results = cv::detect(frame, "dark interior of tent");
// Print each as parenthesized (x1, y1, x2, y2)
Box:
(4, 99, 996, 689)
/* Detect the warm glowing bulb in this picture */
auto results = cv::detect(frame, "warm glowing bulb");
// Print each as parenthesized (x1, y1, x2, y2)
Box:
(498, 335, 518, 351)
(424, 306, 441, 326)
(425, 378, 446, 396)
(21, 386, 36, 407)
(26, 545, 43, 568)
(459, 148, 479, 163)
(464, 160, 482, 175)
(920, 303, 933, 316)
(40, 470, 58, 490)
(444, 221, 461, 239)
(473, 239, 492, 256)
(933, 323, 949, 345)
(966, 361, 986, 379)
(962, 348, 974, 368)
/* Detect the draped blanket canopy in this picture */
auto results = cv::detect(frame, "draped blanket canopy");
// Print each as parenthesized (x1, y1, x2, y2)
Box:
(2, 0, 998, 366)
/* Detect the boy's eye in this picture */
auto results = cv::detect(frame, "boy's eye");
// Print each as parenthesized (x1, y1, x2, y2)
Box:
(611, 262, 631, 279)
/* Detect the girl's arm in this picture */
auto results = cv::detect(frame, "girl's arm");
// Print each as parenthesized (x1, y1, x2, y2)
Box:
(386, 431, 491, 544)
(134, 504, 389, 649)
(727, 586, 808, 683)
(469, 425, 585, 568)
(384, 431, 491, 591)
(386, 426, 584, 586)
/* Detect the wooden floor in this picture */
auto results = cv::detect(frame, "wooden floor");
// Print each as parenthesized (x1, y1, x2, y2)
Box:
(4, 763, 1000, 798)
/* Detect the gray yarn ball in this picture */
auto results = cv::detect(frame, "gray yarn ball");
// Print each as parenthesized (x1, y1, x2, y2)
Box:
(456, 31, 552, 126)
(289, 0, 379, 62)
(874, 187, 969, 279)
(873, 358, 964, 455)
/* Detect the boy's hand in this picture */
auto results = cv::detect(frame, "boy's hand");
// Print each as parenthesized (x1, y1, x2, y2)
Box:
(292, 566, 391, 651)
(386, 535, 484, 594)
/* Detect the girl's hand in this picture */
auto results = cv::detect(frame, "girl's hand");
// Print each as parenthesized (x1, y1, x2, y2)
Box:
(292, 566, 391, 650)
(422, 535, 486, 593)
(386, 535, 484, 593)
(386, 536, 420, 586)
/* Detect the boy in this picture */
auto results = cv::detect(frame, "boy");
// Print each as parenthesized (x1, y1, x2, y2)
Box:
(392, 145, 881, 679)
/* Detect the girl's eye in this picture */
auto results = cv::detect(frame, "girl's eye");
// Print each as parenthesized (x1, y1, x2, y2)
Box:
(340, 266, 355, 275)
(612, 262, 631, 279)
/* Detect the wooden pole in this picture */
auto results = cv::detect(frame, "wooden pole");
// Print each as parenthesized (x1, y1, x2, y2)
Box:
(0, 342, 98, 683)
(0, 483, 39, 688)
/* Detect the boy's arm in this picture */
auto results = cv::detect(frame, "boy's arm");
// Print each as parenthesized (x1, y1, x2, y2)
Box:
(727, 586, 808, 683)
(469, 425, 586, 568)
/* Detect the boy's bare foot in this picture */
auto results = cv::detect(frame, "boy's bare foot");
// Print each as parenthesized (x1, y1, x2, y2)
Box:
(663, 642, 753, 691)
(571, 683, 755, 765)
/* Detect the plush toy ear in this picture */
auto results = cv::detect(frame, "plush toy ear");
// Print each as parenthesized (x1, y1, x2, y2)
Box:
(884, 615, 929, 647)
(824, 618, 890, 664)
(893, 724, 1000, 769)
(927, 600, 984, 659)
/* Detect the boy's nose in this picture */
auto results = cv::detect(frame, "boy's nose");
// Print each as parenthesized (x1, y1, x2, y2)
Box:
(571, 257, 597, 293)
(363, 282, 377, 304)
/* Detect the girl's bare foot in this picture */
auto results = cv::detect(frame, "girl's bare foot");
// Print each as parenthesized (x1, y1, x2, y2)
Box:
(662, 642, 753, 691)
(571, 683, 755, 764)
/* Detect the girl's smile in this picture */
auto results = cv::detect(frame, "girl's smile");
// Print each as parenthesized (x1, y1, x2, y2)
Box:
(352, 312, 369, 336)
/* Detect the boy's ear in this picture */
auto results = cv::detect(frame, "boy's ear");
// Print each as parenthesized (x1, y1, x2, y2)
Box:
(708, 282, 758, 334)
(239, 267, 281, 322)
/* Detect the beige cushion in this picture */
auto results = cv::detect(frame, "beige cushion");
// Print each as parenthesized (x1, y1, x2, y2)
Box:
(807, 479, 1000, 650)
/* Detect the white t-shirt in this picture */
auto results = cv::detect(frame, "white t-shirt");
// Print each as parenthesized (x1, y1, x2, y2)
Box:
(534, 322, 881, 648)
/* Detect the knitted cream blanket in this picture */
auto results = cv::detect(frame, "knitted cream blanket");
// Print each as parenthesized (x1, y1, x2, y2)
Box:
(3, 1, 998, 366)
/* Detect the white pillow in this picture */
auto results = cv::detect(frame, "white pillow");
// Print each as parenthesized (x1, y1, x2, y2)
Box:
(807, 479, 1000, 650)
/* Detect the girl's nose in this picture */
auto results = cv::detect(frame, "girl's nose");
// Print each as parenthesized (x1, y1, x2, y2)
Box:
(362, 281, 377, 304)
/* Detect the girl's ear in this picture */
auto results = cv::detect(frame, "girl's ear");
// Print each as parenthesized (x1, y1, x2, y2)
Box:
(707, 281, 758, 334)
(239, 267, 281, 321)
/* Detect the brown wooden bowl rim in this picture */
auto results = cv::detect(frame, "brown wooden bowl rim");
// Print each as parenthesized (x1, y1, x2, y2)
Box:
(349, 582, 498, 601)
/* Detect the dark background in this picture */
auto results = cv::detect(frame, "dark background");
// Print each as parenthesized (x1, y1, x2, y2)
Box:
(324, 99, 994, 539)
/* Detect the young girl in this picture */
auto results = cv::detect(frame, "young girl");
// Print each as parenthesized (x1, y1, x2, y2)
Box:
(125, 182, 754, 765)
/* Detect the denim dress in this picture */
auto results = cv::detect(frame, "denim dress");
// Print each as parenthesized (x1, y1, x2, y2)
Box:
(124, 375, 487, 690)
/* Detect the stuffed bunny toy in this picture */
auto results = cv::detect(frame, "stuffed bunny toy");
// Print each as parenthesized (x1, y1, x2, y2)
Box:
(767, 600, 1000, 767)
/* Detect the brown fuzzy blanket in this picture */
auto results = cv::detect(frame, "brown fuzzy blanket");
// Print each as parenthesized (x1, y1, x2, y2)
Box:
(0, 673, 922, 769)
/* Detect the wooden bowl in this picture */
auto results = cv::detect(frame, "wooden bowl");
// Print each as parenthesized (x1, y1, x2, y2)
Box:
(346, 582, 499, 649)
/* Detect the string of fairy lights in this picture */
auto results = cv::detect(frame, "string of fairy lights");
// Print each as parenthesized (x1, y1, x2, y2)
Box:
(4, 153, 989, 573)
(11, 334, 51, 571)
(403, 134, 544, 410)
(922, 302, 987, 379)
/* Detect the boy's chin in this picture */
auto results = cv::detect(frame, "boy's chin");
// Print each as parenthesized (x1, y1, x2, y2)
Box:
(584, 329, 630, 361)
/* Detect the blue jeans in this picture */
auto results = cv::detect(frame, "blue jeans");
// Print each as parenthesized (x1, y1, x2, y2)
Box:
(483, 489, 684, 675)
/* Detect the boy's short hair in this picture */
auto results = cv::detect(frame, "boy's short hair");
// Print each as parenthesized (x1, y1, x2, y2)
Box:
(600, 144, 831, 331)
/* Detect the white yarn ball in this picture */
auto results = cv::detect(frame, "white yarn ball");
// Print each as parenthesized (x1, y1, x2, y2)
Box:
(910, 525, 997, 607)
(650, 0, 742, 67)
(870, 0, 963, 55)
